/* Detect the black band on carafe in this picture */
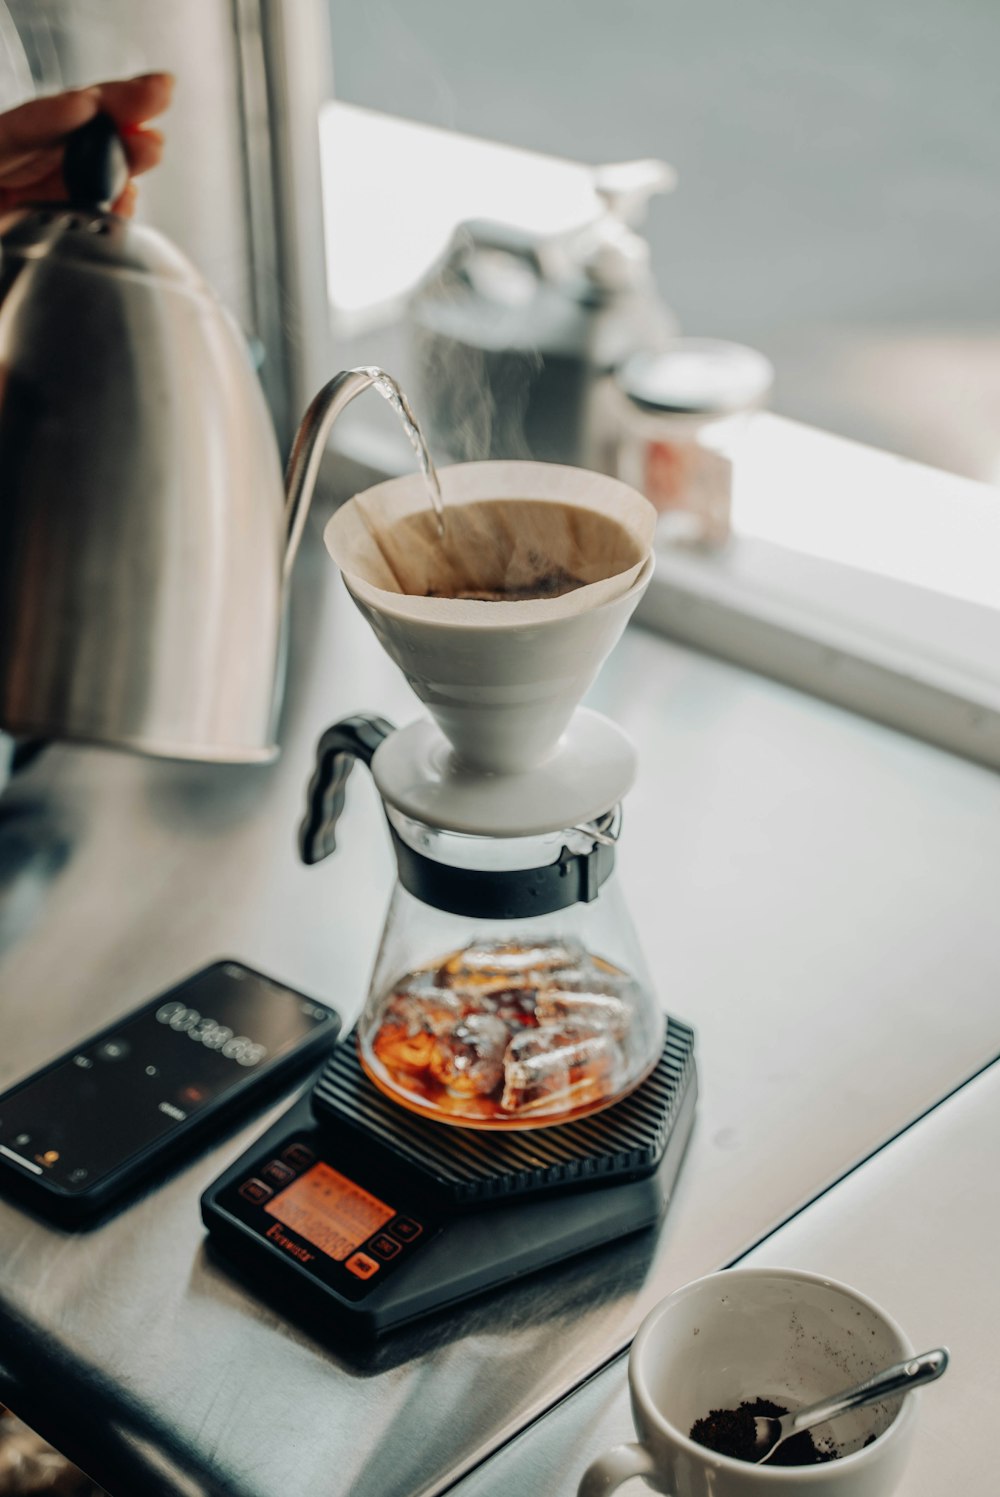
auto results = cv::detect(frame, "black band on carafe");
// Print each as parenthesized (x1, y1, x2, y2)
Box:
(387, 817, 616, 919)
(301, 712, 617, 916)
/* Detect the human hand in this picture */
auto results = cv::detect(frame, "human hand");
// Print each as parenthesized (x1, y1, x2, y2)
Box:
(0, 71, 173, 217)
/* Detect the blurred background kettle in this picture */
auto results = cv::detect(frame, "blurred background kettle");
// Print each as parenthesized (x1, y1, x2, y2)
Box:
(408, 159, 676, 468)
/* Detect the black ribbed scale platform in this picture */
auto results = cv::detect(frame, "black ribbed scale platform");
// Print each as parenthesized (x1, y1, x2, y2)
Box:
(311, 1018, 695, 1207)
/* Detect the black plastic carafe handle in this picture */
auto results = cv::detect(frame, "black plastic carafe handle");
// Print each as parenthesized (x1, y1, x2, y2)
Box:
(299, 715, 395, 866)
(298, 711, 617, 916)
(62, 112, 129, 210)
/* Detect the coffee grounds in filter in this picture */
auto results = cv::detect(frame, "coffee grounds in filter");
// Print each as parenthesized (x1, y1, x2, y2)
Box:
(371, 498, 638, 601)
(425, 563, 586, 601)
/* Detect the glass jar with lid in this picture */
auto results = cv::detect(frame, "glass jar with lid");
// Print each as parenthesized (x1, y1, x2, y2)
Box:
(607, 338, 774, 547)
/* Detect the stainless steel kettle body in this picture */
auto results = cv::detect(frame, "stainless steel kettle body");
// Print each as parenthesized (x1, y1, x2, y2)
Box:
(0, 114, 405, 765)
(0, 203, 287, 762)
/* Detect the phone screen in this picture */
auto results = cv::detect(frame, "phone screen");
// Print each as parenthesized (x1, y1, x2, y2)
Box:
(0, 964, 335, 1193)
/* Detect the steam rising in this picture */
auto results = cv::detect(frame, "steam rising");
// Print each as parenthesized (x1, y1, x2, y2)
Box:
(413, 330, 542, 464)
(410, 228, 544, 464)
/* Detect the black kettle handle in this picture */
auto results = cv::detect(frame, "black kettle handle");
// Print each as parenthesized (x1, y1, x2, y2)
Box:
(62, 113, 129, 210)
(298, 714, 395, 866)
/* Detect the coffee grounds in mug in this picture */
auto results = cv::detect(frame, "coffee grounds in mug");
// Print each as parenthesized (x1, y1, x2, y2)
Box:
(690, 1398, 837, 1465)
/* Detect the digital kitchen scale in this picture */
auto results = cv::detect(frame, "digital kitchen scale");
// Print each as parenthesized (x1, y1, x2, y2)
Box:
(201, 1018, 696, 1339)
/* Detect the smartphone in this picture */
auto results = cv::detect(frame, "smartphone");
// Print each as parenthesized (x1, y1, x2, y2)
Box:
(0, 960, 341, 1227)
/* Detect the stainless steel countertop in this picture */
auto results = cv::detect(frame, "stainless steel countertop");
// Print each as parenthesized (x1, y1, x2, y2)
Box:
(451, 1051, 1000, 1497)
(3, 510, 1000, 1497)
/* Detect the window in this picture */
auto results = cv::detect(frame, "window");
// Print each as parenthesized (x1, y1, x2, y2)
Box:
(327, 0, 1000, 481)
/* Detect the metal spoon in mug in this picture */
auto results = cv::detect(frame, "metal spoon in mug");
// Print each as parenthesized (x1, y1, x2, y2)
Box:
(752, 1347, 949, 1464)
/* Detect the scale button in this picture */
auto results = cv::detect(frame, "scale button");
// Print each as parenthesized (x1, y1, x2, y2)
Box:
(369, 1232, 400, 1261)
(239, 1177, 272, 1205)
(345, 1252, 380, 1280)
(391, 1217, 422, 1243)
(262, 1158, 295, 1186)
(281, 1143, 314, 1170)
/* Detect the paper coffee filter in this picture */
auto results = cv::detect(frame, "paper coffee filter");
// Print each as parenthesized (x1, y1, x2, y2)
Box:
(326, 461, 656, 624)
(325, 461, 656, 774)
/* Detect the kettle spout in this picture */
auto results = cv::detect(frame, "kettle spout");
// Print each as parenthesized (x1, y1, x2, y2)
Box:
(283, 367, 381, 581)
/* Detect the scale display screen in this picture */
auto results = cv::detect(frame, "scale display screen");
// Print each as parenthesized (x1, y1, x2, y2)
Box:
(216, 1131, 437, 1301)
(265, 1162, 395, 1262)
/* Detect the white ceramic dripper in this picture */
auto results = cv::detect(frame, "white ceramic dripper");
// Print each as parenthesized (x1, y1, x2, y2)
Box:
(326, 460, 656, 778)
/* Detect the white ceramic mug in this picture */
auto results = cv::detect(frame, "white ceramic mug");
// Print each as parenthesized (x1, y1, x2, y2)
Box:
(578, 1268, 918, 1496)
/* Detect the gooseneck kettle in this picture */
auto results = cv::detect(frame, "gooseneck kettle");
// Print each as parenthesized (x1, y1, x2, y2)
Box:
(0, 114, 379, 763)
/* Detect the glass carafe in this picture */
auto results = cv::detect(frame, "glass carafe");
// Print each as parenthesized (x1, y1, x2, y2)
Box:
(357, 810, 664, 1129)
(300, 718, 665, 1130)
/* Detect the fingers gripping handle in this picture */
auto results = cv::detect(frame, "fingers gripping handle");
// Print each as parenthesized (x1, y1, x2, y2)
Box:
(299, 715, 394, 866)
(578, 1442, 665, 1496)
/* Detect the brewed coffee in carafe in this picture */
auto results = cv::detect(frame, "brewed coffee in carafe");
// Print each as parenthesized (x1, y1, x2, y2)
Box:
(353, 810, 664, 1129)
(302, 450, 660, 1129)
